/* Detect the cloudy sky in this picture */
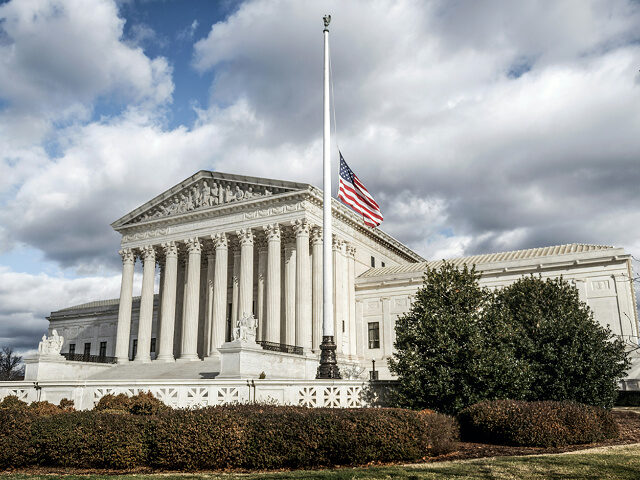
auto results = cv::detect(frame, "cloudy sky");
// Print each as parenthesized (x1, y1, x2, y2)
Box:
(0, 0, 639, 354)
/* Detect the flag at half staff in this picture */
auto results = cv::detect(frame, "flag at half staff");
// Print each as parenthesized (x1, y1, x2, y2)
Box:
(338, 152, 383, 227)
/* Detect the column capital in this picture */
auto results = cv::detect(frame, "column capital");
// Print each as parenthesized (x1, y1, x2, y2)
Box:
(161, 241, 178, 257)
(332, 235, 345, 251)
(139, 245, 156, 263)
(211, 232, 228, 249)
(292, 218, 310, 237)
(264, 223, 281, 242)
(236, 228, 254, 246)
(118, 248, 135, 264)
(184, 238, 202, 254)
(345, 243, 356, 258)
(310, 226, 322, 245)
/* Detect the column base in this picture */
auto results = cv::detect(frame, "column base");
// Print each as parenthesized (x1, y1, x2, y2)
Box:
(116, 357, 130, 364)
(154, 355, 176, 363)
(133, 356, 152, 364)
(316, 336, 341, 379)
(176, 354, 201, 362)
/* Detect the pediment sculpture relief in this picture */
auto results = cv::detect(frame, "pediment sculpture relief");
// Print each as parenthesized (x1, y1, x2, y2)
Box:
(130, 179, 278, 224)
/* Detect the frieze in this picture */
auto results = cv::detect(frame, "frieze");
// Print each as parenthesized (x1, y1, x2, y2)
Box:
(122, 229, 169, 242)
(128, 179, 279, 225)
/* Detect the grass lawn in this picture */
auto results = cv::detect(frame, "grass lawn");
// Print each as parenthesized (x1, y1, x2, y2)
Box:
(3, 443, 640, 480)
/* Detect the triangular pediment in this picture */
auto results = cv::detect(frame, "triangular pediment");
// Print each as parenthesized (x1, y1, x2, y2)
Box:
(112, 171, 309, 229)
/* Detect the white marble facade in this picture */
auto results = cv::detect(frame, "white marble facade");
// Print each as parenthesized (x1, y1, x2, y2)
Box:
(46, 171, 639, 381)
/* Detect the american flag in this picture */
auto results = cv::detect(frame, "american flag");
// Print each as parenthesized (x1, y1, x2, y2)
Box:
(338, 152, 383, 227)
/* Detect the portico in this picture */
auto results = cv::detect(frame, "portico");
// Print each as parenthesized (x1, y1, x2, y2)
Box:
(110, 171, 420, 368)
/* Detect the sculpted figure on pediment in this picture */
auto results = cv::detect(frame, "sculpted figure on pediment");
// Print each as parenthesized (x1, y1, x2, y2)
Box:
(234, 185, 244, 201)
(224, 185, 234, 203)
(129, 178, 289, 224)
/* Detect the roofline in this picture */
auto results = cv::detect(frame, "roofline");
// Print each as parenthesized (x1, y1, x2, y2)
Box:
(111, 170, 311, 229)
(357, 246, 629, 283)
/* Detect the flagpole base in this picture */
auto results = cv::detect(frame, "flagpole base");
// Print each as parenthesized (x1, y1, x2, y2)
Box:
(316, 335, 341, 379)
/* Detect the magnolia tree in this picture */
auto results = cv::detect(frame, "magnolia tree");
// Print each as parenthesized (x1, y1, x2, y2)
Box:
(389, 263, 630, 414)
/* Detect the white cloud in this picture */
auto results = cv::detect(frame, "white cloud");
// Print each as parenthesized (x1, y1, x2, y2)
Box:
(0, 0, 173, 147)
(1, 0, 640, 349)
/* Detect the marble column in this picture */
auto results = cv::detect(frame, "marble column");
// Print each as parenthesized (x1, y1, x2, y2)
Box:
(156, 242, 178, 362)
(180, 238, 202, 361)
(231, 249, 240, 327)
(135, 245, 156, 363)
(115, 248, 135, 363)
(210, 233, 228, 355)
(236, 228, 254, 319)
(332, 237, 345, 353)
(311, 227, 323, 352)
(293, 219, 311, 351)
(284, 240, 297, 346)
(173, 255, 186, 358)
(257, 241, 267, 340)
(264, 224, 281, 344)
(156, 260, 165, 356)
(346, 244, 357, 357)
(203, 249, 215, 357)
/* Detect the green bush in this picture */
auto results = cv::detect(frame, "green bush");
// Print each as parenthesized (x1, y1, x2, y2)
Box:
(0, 402, 458, 470)
(390, 264, 630, 413)
(0, 408, 34, 468)
(0, 394, 28, 410)
(30, 411, 155, 469)
(152, 405, 458, 470)
(458, 399, 619, 447)
(94, 392, 170, 415)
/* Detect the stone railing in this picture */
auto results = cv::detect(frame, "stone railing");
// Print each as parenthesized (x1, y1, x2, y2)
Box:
(62, 353, 117, 364)
(0, 379, 372, 410)
(257, 340, 303, 355)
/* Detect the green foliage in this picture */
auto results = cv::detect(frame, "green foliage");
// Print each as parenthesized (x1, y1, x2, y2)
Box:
(0, 408, 33, 468)
(458, 399, 619, 447)
(152, 405, 457, 470)
(0, 403, 458, 470)
(30, 411, 154, 469)
(494, 276, 629, 408)
(94, 391, 170, 415)
(388, 263, 529, 414)
(0, 394, 28, 410)
(389, 263, 630, 413)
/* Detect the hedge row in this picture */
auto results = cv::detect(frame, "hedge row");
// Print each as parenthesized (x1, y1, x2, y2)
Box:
(458, 399, 619, 447)
(0, 399, 458, 470)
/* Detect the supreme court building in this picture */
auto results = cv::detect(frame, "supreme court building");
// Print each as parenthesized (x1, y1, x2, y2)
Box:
(3, 170, 638, 409)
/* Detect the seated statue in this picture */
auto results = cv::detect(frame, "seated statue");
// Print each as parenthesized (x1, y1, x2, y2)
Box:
(232, 313, 257, 343)
(37, 330, 64, 356)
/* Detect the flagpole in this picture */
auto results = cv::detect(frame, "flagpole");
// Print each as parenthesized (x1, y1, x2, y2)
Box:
(317, 14, 340, 379)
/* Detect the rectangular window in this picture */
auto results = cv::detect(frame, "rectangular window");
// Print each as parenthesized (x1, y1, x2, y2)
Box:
(342, 320, 345, 333)
(368, 322, 380, 349)
(131, 339, 138, 360)
(99, 341, 107, 357)
(68, 343, 75, 355)
(150, 338, 156, 353)
(83, 342, 91, 357)
(381, 261, 386, 267)
(370, 256, 376, 268)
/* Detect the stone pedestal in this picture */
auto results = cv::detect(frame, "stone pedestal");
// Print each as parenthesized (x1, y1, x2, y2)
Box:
(24, 356, 114, 381)
(217, 340, 319, 379)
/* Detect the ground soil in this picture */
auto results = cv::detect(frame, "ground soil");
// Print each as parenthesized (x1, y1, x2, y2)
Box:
(5, 410, 640, 475)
